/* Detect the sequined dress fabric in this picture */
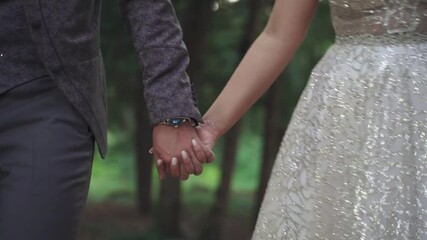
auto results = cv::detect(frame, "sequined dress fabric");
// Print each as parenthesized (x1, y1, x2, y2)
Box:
(253, 0, 427, 239)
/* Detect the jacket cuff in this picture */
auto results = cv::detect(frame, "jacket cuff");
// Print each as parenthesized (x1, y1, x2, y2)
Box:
(139, 47, 203, 126)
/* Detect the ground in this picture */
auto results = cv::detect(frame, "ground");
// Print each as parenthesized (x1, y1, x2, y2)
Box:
(78, 202, 253, 240)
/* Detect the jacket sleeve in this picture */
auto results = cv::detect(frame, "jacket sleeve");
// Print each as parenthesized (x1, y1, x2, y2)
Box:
(118, 0, 202, 125)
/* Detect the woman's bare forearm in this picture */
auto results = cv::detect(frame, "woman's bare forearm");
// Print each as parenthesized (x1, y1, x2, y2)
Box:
(204, 0, 319, 137)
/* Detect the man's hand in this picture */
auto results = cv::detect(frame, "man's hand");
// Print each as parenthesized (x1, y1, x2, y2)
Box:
(152, 123, 214, 180)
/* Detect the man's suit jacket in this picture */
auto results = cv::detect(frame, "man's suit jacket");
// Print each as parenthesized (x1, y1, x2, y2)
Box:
(21, 0, 202, 157)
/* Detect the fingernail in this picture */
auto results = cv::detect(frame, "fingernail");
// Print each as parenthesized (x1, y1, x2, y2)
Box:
(172, 157, 177, 166)
(192, 139, 198, 147)
(181, 151, 188, 159)
(157, 159, 162, 166)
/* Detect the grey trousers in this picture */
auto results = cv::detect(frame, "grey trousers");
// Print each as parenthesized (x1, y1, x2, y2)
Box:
(0, 76, 94, 240)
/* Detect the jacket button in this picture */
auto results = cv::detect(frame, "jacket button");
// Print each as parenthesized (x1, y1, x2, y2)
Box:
(51, 64, 61, 74)
(31, 20, 42, 29)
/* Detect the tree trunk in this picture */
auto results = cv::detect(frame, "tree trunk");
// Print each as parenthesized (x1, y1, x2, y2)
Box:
(156, 0, 214, 237)
(182, 0, 215, 85)
(200, 0, 266, 239)
(238, 0, 267, 54)
(158, 177, 181, 237)
(135, 89, 153, 216)
(199, 124, 241, 240)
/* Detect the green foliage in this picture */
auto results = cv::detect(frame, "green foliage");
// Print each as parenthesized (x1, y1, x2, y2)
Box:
(90, 131, 136, 202)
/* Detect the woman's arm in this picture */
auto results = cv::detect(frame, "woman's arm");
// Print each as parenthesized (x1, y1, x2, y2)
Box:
(204, 0, 319, 138)
(156, 0, 319, 180)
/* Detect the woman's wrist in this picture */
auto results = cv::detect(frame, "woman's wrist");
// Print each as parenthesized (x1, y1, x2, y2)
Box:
(201, 118, 222, 140)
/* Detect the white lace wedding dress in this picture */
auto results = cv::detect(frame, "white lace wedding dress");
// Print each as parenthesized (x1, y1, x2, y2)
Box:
(253, 0, 427, 239)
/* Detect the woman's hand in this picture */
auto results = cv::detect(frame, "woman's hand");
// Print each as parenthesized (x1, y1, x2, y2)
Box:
(195, 121, 218, 163)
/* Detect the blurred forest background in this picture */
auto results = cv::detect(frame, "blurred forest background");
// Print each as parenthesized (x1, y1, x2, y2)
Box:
(79, 0, 335, 239)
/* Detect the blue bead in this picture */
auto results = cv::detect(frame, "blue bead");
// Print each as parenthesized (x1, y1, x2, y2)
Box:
(171, 119, 181, 125)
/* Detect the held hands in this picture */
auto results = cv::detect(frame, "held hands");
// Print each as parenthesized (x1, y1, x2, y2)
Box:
(151, 121, 218, 181)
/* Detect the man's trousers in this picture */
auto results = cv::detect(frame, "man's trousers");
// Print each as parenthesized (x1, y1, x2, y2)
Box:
(0, 76, 94, 240)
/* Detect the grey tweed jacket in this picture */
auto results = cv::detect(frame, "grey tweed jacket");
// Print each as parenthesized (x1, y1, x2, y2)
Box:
(21, 0, 202, 157)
